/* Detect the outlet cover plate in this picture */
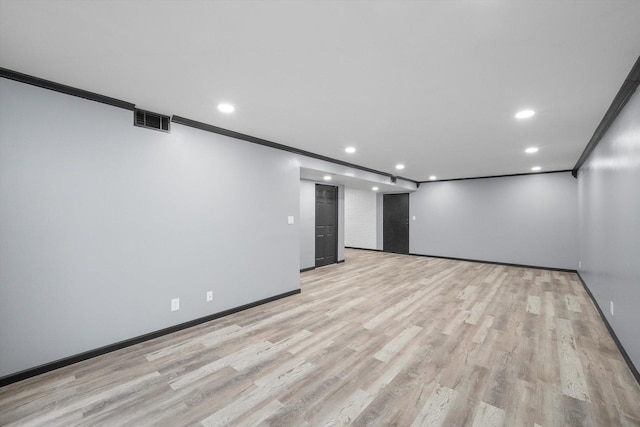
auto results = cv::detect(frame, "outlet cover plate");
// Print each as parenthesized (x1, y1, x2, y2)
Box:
(610, 301, 614, 316)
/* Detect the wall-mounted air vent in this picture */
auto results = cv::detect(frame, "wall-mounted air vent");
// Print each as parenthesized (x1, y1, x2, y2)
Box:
(134, 109, 170, 132)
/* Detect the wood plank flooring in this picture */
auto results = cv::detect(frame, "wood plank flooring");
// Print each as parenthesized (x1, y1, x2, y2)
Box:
(1, 249, 639, 426)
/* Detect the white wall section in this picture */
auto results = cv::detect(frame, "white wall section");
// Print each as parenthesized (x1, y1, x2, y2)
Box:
(410, 172, 578, 269)
(344, 187, 377, 250)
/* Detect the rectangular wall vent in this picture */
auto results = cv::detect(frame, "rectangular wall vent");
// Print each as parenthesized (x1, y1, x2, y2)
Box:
(134, 109, 170, 132)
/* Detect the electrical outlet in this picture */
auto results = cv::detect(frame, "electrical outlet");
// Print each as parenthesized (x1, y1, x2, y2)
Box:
(171, 298, 180, 312)
(610, 301, 614, 316)
(206, 291, 213, 302)
(578, 260, 582, 269)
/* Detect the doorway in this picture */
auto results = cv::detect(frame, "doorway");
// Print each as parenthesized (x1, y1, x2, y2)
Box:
(315, 184, 338, 267)
(383, 193, 410, 254)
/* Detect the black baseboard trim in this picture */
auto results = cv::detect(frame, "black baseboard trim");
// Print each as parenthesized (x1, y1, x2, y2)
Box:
(345, 246, 383, 252)
(408, 252, 577, 273)
(345, 247, 575, 272)
(575, 272, 640, 386)
(300, 267, 315, 273)
(0, 289, 301, 388)
(337, 259, 345, 264)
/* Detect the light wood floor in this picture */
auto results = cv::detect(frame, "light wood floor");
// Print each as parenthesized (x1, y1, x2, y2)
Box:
(1, 249, 639, 426)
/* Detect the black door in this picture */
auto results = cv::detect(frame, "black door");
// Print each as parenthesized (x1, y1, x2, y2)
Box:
(383, 193, 409, 254)
(315, 184, 338, 267)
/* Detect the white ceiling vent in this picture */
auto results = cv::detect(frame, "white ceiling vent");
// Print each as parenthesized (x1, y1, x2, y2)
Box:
(134, 109, 170, 132)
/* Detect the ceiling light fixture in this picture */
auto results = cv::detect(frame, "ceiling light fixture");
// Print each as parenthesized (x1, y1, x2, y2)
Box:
(429, 176, 437, 180)
(323, 175, 332, 181)
(525, 147, 539, 154)
(217, 103, 235, 113)
(345, 147, 356, 154)
(345, 172, 355, 177)
(515, 109, 535, 119)
(395, 164, 405, 170)
(531, 166, 542, 171)
(372, 186, 379, 191)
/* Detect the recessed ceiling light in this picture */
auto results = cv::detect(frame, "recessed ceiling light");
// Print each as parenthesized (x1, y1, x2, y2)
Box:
(429, 176, 437, 180)
(372, 186, 379, 191)
(323, 175, 332, 181)
(345, 147, 356, 154)
(525, 147, 539, 154)
(395, 164, 405, 170)
(218, 103, 235, 113)
(531, 166, 542, 171)
(515, 109, 535, 119)
(345, 172, 355, 177)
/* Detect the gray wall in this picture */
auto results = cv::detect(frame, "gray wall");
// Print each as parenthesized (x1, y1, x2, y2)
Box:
(578, 87, 640, 370)
(299, 180, 345, 270)
(0, 78, 300, 377)
(410, 172, 578, 269)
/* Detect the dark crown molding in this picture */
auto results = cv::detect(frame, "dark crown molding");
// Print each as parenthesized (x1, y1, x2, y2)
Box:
(572, 55, 640, 177)
(171, 115, 419, 185)
(0, 67, 135, 110)
(0, 67, 417, 184)
(1, 67, 589, 185)
(418, 169, 572, 184)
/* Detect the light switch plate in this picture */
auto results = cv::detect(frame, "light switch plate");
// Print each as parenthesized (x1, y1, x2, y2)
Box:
(171, 298, 180, 311)
(206, 291, 213, 302)
(287, 215, 294, 225)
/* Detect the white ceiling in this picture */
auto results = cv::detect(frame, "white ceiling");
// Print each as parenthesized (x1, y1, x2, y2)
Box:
(1, 0, 639, 182)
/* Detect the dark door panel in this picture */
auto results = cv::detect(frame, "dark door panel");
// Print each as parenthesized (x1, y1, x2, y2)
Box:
(315, 184, 338, 267)
(383, 193, 409, 254)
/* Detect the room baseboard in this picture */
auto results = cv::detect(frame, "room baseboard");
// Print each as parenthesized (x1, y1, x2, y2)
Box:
(575, 272, 640, 386)
(0, 289, 301, 388)
(408, 252, 576, 273)
(302, 260, 344, 271)
(344, 246, 382, 252)
(346, 248, 575, 272)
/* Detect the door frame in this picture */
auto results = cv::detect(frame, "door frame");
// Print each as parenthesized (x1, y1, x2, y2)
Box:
(315, 183, 339, 267)
(383, 192, 410, 254)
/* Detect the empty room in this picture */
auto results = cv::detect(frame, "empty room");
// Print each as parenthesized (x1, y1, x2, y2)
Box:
(1, 1, 639, 426)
